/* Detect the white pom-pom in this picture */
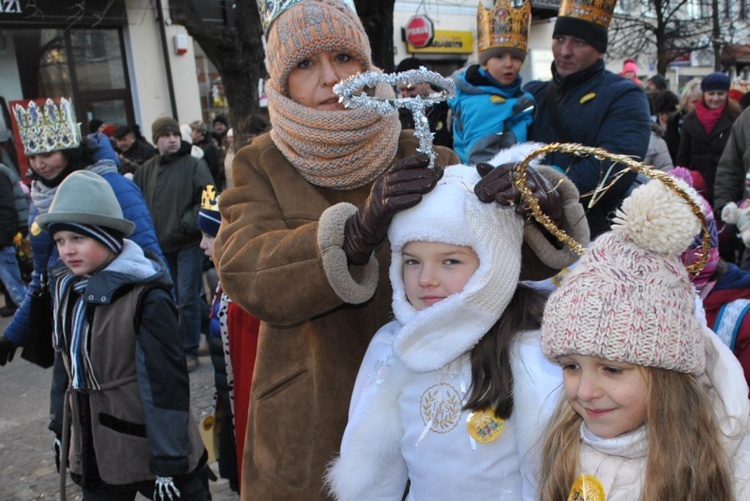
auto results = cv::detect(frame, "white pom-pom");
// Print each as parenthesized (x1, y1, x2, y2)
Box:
(721, 202, 740, 225)
(487, 142, 547, 167)
(612, 179, 700, 257)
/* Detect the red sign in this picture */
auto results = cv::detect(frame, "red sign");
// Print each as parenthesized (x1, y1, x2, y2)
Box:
(405, 15, 434, 49)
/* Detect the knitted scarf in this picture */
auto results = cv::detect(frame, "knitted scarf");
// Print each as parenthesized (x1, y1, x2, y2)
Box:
(54, 272, 99, 391)
(266, 78, 401, 190)
(696, 100, 725, 135)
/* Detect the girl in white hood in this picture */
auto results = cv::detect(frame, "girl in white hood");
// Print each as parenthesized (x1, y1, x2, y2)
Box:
(326, 156, 587, 500)
(539, 179, 750, 500)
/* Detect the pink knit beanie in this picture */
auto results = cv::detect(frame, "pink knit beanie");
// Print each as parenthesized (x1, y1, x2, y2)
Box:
(542, 179, 707, 374)
(670, 167, 719, 293)
(265, 0, 372, 96)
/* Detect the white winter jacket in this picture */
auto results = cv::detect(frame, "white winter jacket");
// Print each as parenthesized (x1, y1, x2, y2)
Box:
(327, 322, 561, 501)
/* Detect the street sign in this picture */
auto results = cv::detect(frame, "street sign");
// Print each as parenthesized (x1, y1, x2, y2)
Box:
(405, 15, 434, 49)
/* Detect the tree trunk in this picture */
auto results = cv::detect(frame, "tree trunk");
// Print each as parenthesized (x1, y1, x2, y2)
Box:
(354, 0, 396, 72)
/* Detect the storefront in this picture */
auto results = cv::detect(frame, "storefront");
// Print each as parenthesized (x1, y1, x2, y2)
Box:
(0, 1, 134, 131)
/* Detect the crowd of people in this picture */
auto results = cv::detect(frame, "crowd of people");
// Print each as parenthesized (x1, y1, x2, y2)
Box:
(1, 0, 750, 499)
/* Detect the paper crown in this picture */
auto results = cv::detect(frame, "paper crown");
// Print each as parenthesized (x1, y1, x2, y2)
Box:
(12, 98, 82, 156)
(201, 185, 219, 211)
(477, 0, 531, 54)
(257, 0, 356, 34)
(558, 0, 617, 28)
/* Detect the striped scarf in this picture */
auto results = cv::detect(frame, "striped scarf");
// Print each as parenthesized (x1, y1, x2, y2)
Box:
(54, 272, 99, 391)
(266, 78, 401, 190)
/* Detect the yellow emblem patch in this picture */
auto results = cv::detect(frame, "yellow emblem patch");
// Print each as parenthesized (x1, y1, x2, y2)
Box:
(579, 93, 596, 104)
(490, 95, 507, 104)
(31, 220, 41, 236)
(567, 475, 605, 501)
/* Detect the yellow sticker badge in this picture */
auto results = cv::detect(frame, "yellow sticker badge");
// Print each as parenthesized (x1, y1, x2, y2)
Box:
(567, 475, 605, 501)
(579, 93, 596, 104)
(466, 408, 505, 443)
(30, 220, 42, 237)
(490, 95, 507, 104)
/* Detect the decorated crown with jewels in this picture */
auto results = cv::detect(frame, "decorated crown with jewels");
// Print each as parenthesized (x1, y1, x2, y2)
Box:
(257, 0, 357, 34)
(201, 185, 219, 211)
(558, 0, 617, 28)
(477, 0, 531, 54)
(12, 98, 82, 156)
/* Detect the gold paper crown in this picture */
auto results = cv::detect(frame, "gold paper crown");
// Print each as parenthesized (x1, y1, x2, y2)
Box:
(558, 0, 617, 28)
(257, 0, 356, 34)
(201, 185, 219, 212)
(477, 0, 531, 54)
(12, 98, 82, 156)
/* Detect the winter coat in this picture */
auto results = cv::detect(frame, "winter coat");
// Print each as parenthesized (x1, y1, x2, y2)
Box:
(644, 129, 673, 171)
(0, 163, 29, 230)
(525, 60, 651, 238)
(134, 142, 214, 253)
(328, 324, 561, 500)
(214, 131, 589, 499)
(194, 135, 222, 187)
(676, 105, 738, 205)
(714, 107, 750, 212)
(52, 242, 206, 491)
(3, 159, 165, 346)
(0, 167, 19, 247)
(449, 65, 535, 164)
(572, 330, 750, 500)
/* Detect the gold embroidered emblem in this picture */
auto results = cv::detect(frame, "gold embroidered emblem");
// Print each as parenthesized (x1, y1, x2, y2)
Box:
(466, 407, 505, 443)
(567, 475, 606, 501)
(419, 383, 461, 433)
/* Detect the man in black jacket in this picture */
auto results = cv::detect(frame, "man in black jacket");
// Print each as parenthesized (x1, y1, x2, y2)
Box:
(134, 117, 214, 370)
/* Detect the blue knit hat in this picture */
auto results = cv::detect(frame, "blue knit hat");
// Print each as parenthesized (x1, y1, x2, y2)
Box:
(198, 185, 221, 238)
(701, 72, 730, 93)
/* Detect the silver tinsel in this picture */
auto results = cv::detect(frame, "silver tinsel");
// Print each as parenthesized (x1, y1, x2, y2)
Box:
(333, 67, 456, 168)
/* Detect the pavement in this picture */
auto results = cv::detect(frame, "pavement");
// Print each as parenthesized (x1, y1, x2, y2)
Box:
(0, 306, 239, 501)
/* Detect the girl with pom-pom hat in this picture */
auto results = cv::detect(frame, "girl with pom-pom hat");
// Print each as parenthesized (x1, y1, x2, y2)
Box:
(538, 179, 750, 500)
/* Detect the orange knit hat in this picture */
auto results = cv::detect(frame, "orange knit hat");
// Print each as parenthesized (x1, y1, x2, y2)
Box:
(265, 0, 372, 96)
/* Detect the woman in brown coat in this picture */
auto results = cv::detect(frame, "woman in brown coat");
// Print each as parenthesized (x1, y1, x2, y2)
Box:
(214, 1, 587, 499)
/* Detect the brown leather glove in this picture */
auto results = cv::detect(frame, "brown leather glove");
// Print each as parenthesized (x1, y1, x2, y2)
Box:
(343, 154, 444, 265)
(474, 162, 563, 227)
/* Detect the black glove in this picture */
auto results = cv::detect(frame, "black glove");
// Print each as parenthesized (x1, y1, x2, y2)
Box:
(342, 154, 443, 265)
(53, 437, 61, 473)
(474, 162, 563, 227)
(0, 335, 17, 366)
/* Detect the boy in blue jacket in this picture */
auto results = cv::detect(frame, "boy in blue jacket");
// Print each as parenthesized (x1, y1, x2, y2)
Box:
(449, 0, 535, 164)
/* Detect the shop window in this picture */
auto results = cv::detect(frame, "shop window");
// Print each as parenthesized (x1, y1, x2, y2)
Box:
(9, 26, 132, 127)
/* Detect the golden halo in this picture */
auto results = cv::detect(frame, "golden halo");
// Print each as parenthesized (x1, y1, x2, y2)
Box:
(514, 143, 711, 274)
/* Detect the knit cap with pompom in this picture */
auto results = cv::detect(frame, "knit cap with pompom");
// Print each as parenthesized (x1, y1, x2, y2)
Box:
(541, 179, 706, 374)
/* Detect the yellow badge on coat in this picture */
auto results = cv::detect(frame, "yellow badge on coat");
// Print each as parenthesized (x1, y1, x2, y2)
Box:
(490, 95, 507, 104)
(567, 475, 605, 501)
(466, 407, 505, 443)
(579, 93, 596, 104)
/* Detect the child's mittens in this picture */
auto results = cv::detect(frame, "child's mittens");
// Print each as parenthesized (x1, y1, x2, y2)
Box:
(721, 201, 750, 247)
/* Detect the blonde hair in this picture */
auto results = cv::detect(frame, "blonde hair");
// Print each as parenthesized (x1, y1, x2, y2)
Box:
(538, 367, 735, 501)
(678, 78, 703, 113)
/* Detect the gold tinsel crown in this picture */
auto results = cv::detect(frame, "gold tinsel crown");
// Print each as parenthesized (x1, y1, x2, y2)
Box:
(12, 98, 82, 156)
(477, 0, 531, 54)
(558, 0, 617, 28)
(257, 0, 356, 34)
(201, 185, 219, 211)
